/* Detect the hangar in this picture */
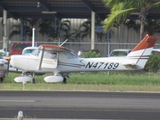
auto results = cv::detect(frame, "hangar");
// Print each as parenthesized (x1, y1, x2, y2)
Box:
(0, 0, 160, 55)
(0, 0, 160, 20)
(0, 0, 109, 20)
(0, 0, 112, 50)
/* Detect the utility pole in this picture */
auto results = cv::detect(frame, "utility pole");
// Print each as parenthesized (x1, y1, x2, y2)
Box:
(3, 10, 7, 50)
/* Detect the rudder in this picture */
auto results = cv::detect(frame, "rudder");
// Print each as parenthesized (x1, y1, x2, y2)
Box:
(127, 34, 157, 57)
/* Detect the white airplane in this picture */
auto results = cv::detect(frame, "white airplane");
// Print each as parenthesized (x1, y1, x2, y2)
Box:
(0, 58, 8, 82)
(9, 34, 157, 83)
(0, 50, 9, 82)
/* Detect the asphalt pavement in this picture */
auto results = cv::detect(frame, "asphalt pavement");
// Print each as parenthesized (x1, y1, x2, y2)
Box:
(0, 91, 160, 120)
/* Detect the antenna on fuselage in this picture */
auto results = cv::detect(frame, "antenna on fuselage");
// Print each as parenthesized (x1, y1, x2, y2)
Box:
(60, 39, 68, 46)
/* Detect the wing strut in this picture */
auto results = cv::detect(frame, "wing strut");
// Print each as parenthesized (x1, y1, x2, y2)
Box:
(37, 47, 44, 70)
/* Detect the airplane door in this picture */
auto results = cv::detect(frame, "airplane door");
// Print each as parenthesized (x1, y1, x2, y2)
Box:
(42, 52, 58, 69)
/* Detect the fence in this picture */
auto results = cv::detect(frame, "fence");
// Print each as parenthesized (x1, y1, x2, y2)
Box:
(1, 41, 160, 57)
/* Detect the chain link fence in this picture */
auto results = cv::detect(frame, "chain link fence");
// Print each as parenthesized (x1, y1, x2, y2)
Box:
(1, 40, 160, 57)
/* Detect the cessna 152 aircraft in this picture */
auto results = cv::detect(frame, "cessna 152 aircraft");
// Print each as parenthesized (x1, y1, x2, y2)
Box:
(0, 58, 8, 82)
(9, 34, 157, 83)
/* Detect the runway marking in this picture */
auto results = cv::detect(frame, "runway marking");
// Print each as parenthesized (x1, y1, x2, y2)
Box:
(0, 100, 36, 102)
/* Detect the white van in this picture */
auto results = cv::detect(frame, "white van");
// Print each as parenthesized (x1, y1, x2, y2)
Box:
(109, 48, 160, 57)
(151, 48, 160, 55)
(109, 49, 132, 57)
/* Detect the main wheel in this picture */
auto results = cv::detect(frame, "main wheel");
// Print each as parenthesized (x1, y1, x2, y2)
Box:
(63, 78, 67, 84)
(0, 77, 4, 83)
(32, 78, 36, 83)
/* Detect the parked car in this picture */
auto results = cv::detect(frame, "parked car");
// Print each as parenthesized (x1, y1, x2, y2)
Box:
(10, 42, 32, 55)
(0, 50, 7, 59)
(109, 48, 160, 57)
(151, 48, 160, 55)
(109, 49, 132, 57)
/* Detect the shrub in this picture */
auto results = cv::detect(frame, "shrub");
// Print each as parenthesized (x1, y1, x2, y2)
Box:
(81, 51, 101, 58)
(146, 54, 160, 73)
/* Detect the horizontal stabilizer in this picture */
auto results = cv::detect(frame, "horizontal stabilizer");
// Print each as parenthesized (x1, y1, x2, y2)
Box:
(123, 63, 137, 68)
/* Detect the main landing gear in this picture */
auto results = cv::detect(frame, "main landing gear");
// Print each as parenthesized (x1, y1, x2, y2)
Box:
(31, 73, 36, 83)
(63, 77, 67, 84)
(0, 77, 4, 83)
(61, 73, 70, 84)
(22, 72, 36, 84)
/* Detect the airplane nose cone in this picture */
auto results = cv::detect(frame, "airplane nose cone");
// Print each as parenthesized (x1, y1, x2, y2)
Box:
(10, 55, 28, 70)
(10, 55, 16, 67)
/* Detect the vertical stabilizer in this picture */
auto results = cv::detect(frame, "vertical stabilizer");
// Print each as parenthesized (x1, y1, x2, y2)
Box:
(124, 34, 157, 69)
(127, 34, 157, 57)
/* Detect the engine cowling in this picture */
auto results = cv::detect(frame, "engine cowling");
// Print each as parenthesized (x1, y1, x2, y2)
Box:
(14, 76, 31, 83)
(44, 76, 63, 83)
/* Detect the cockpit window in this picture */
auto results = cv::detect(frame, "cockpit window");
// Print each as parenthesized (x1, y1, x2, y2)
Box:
(31, 49, 41, 56)
(65, 52, 79, 59)
(43, 51, 57, 59)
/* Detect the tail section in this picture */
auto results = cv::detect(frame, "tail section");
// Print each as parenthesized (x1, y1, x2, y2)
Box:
(127, 34, 157, 57)
(124, 34, 157, 69)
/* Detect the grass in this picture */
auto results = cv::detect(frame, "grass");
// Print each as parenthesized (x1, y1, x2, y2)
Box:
(68, 71, 160, 85)
(1, 83, 160, 92)
(1, 71, 160, 92)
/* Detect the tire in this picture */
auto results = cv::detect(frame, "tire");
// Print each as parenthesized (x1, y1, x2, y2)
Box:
(63, 78, 67, 84)
(32, 78, 36, 84)
(0, 77, 3, 83)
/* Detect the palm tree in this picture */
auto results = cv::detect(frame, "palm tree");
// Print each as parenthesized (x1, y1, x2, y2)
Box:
(38, 18, 58, 41)
(76, 19, 105, 41)
(9, 18, 40, 41)
(60, 20, 74, 41)
(144, 19, 160, 35)
(103, 0, 160, 40)
(125, 19, 160, 35)
(39, 19, 76, 42)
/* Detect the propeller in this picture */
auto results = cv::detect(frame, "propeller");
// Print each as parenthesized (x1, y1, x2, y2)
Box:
(5, 56, 11, 75)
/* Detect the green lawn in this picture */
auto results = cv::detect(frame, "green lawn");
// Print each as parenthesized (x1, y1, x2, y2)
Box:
(1, 71, 160, 92)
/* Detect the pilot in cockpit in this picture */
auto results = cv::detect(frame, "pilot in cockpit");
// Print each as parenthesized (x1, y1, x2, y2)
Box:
(49, 53, 57, 59)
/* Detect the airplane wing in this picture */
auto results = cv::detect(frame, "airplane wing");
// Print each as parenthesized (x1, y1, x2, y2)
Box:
(39, 44, 73, 52)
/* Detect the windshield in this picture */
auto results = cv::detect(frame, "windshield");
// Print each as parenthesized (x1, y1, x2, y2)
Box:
(22, 49, 37, 55)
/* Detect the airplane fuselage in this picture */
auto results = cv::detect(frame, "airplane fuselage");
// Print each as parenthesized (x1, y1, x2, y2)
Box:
(0, 59, 8, 77)
(10, 52, 146, 75)
(9, 34, 158, 83)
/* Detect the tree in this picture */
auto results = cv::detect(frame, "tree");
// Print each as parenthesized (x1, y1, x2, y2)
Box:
(76, 19, 105, 41)
(9, 18, 40, 41)
(38, 18, 58, 41)
(60, 20, 75, 41)
(144, 19, 160, 35)
(39, 19, 76, 42)
(125, 19, 160, 35)
(103, 0, 160, 40)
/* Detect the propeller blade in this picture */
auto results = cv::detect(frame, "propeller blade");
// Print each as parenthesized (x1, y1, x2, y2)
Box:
(5, 56, 11, 75)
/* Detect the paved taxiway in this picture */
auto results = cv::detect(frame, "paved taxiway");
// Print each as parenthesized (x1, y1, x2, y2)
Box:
(0, 91, 160, 119)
